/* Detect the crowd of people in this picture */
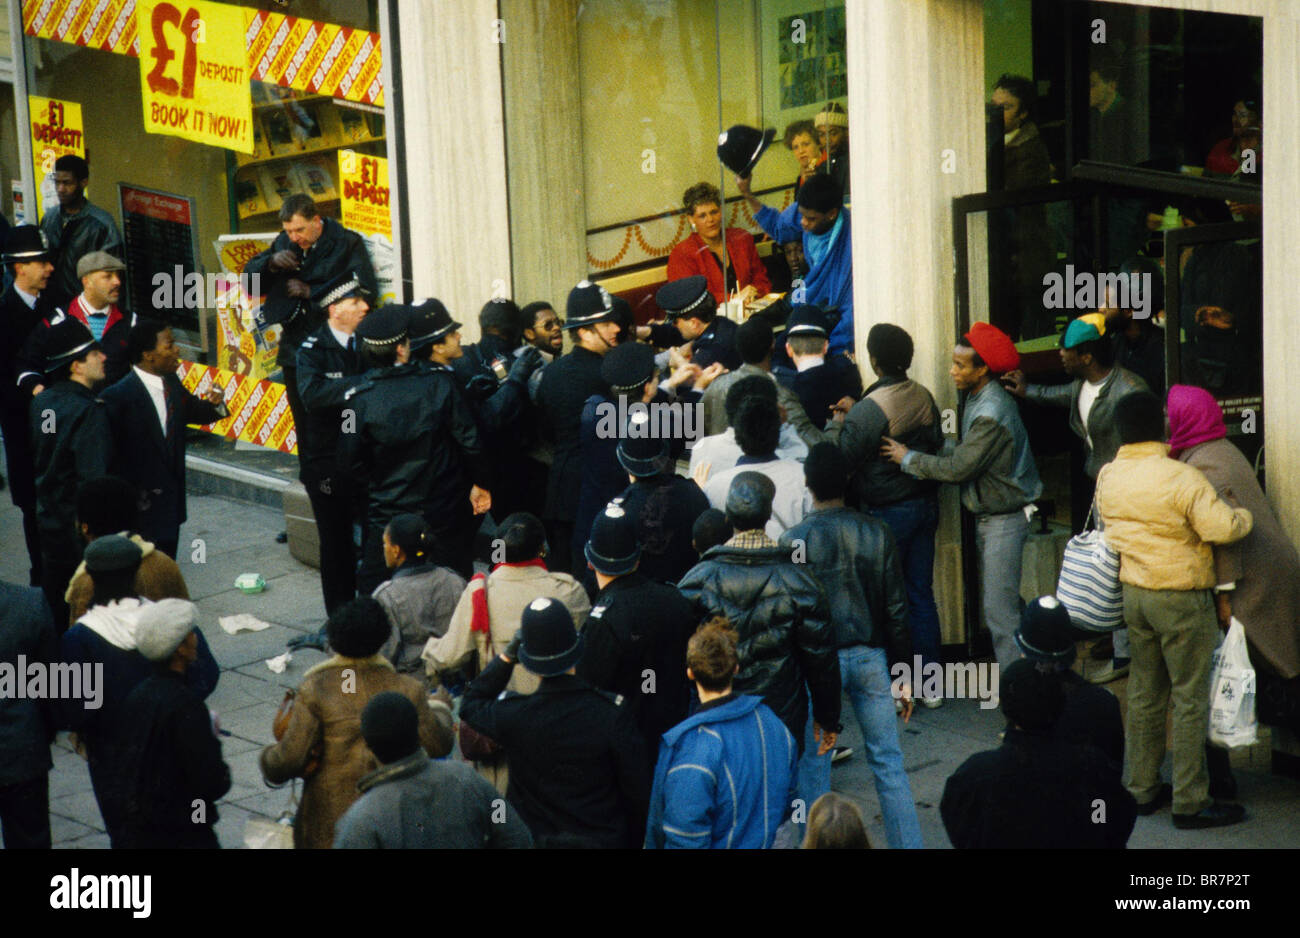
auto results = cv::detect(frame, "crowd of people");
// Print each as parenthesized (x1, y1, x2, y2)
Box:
(0, 110, 1294, 849)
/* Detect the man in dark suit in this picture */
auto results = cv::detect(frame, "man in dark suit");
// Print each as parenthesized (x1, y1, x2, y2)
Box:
(100, 320, 228, 559)
(0, 226, 60, 585)
(244, 194, 377, 447)
(0, 580, 58, 848)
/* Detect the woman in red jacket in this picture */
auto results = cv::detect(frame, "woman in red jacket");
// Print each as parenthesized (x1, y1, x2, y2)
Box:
(667, 182, 772, 306)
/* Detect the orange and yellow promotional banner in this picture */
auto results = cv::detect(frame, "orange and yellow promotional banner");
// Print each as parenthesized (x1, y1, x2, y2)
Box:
(29, 96, 85, 217)
(138, 0, 253, 153)
(26, 0, 384, 106)
(178, 359, 297, 455)
(339, 150, 390, 238)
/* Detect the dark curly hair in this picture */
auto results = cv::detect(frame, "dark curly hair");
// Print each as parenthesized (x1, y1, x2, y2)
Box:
(326, 597, 392, 658)
(683, 182, 722, 216)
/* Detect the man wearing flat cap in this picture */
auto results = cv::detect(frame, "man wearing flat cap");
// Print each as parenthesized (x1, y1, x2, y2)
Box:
(576, 503, 695, 767)
(244, 194, 377, 441)
(342, 302, 488, 589)
(0, 225, 61, 585)
(536, 280, 625, 573)
(293, 270, 372, 625)
(117, 599, 231, 848)
(59, 251, 134, 387)
(460, 596, 650, 847)
(29, 318, 114, 623)
(882, 322, 1043, 671)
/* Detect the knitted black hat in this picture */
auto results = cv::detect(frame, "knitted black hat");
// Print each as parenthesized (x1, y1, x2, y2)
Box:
(601, 341, 657, 396)
(518, 597, 584, 677)
(83, 534, 143, 573)
(565, 280, 617, 330)
(584, 502, 641, 576)
(311, 269, 374, 311)
(354, 302, 410, 349)
(1015, 596, 1078, 667)
(655, 276, 712, 320)
(41, 318, 100, 371)
(408, 298, 461, 352)
(361, 691, 420, 764)
(717, 124, 776, 179)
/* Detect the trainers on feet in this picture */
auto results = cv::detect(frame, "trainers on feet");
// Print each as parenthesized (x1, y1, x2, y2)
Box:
(920, 696, 943, 710)
(1172, 802, 1246, 830)
(831, 746, 853, 764)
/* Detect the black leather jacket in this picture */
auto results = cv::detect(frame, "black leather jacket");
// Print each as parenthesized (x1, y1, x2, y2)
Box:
(677, 543, 841, 748)
(244, 217, 377, 366)
(781, 506, 912, 661)
(339, 364, 484, 529)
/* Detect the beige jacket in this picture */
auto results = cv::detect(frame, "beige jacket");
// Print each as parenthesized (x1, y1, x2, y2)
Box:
(422, 565, 591, 696)
(1095, 441, 1253, 590)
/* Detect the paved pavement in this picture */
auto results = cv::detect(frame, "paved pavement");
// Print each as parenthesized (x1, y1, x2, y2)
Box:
(1, 483, 1296, 848)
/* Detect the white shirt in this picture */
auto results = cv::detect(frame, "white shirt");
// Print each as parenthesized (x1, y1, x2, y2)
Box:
(1078, 376, 1106, 449)
(14, 284, 38, 309)
(328, 325, 354, 350)
(134, 366, 168, 434)
(794, 355, 826, 373)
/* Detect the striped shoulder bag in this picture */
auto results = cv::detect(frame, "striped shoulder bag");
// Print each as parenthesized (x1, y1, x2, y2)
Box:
(1055, 503, 1124, 633)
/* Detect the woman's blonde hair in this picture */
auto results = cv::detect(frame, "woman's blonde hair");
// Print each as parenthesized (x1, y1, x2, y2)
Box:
(802, 793, 871, 849)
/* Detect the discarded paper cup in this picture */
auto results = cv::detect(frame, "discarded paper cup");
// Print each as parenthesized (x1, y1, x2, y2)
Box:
(235, 573, 266, 594)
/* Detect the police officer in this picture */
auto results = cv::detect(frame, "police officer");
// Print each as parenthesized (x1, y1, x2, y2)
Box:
(773, 303, 862, 427)
(613, 428, 711, 585)
(343, 302, 488, 589)
(575, 504, 696, 769)
(460, 596, 650, 847)
(29, 318, 113, 625)
(289, 271, 373, 649)
(446, 298, 545, 522)
(536, 281, 622, 573)
(644, 275, 741, 371)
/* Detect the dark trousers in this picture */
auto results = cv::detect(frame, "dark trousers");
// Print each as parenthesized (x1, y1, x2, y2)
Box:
(40, 556, 75, 633)
(20, 505, 43, 587)
(154, 535, 180, 561)
(0, 774, 50, 849)
(306, 482, 359, 616)
(357, 522, 388, 597)
(282, 364, 305, 451)
(545, 519, 575, 575)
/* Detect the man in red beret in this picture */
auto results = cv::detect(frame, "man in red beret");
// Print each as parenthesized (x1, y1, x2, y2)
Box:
(881, 323, 1042, 672)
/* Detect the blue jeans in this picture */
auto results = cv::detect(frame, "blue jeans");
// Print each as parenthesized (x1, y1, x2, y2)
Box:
(975, 510, 1030, 671)
(794, 647, 924, 849)
(870, 496, 942, 670)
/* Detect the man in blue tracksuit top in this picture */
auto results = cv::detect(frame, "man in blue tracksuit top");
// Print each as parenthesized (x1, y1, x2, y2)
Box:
(738, 173, 854, 356)
(645, 618, 797, 849)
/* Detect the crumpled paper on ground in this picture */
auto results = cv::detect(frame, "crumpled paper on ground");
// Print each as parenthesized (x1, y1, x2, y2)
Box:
(265, 652, 292, 674)
(219, 614, 273, 634)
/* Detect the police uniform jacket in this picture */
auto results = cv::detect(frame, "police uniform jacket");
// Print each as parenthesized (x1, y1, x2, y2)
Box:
(296, 325, 366, 487)
(537, 346, 608, 522)
(614, 475, 711, 585)
(0, 285, 57, 507)
(29, 381, 112, 564)
(339, 363, 484, 529)
(460, 655, 650, 848)
(575, 572, 696, 764)
(244, 217, 377, 366)
(646, 316, 741, 371)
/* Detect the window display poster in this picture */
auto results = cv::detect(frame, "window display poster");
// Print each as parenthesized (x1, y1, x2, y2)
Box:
(338, 149, 390, 238)
(138, 0, 254, 153)
(29, 96, 85, 219)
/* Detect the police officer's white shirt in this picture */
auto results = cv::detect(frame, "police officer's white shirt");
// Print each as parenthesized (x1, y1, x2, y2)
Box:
(14, 284, 38, 309)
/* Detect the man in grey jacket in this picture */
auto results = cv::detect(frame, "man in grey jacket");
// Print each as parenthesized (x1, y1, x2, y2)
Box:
(334, 692, 533, 849)
(1003, 313, 1149, 683)
(883, 323, 1042, 671)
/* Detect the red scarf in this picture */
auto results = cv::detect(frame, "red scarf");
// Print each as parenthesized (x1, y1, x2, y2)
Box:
(469, 558, 548, 634)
